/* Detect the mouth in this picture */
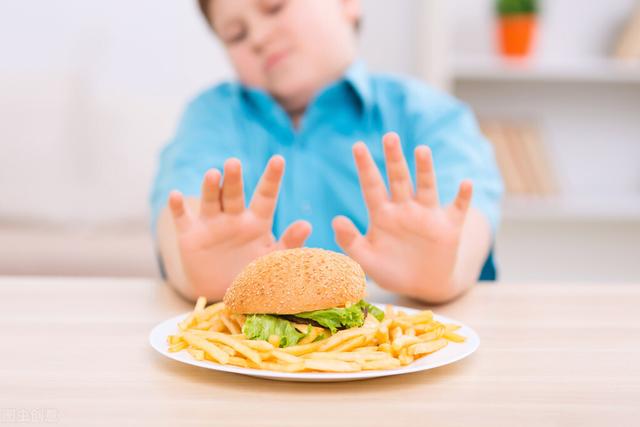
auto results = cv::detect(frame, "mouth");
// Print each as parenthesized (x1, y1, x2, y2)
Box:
(264, 50, 289, 71)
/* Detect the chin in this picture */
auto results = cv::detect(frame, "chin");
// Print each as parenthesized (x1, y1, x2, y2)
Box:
(270, 75, 321, 108)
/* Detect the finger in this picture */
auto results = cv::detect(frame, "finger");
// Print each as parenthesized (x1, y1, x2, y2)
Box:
(353, 142, 388, 212)
(277, 220, 312, 249)
(221, 158, 245, 215)
(200, 169, 222, 218)
(447, 180, 473, 223)
(249, 155, 285, 220)
(382, 132, 413, 203)
(414, 145, 439, 207)
(332, 216, 372, 265)
(168, 191, 191, 233)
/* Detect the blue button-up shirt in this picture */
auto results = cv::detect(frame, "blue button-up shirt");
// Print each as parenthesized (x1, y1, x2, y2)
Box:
(150, 61, 503, 277)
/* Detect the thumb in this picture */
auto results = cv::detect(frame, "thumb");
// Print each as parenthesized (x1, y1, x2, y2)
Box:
(278, 220, 312, 249)
(332, 216, 369, 263)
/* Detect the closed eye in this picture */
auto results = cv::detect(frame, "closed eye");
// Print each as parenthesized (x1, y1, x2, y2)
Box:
(226, 29, 247, 44)
(222, 22, 248, 45)
(263, 0, 286, 15)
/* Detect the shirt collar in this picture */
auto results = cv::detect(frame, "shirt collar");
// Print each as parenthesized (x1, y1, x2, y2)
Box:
(343, 60, 373, 114)
(235, 85, 293, 132)
(235, 59, 373, 121)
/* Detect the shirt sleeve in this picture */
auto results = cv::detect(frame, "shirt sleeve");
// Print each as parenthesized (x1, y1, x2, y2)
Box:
(149, 88, 242, 236)
(407, 84, 504, 235)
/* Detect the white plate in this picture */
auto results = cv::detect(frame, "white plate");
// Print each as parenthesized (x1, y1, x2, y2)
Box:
(149, 304, 480, 382)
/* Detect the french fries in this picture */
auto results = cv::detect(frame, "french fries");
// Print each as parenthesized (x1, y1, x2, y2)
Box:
(182, 332, 230, 364)
(270, 350, 303, 364)
(267, 335, 281, 348)
(281, 341, 323, 356)
(303, 359, 361, 373)
(317, 327, 374, 352)
(168, 298, 466, 373)
(408, 338, 448, 356)
(298, 326, 324, 345)
(304, 351, 389, 362)
(187, 347, 205, 361)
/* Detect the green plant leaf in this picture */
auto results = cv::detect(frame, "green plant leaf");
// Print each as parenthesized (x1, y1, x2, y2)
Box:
(496, 0, 538, 16)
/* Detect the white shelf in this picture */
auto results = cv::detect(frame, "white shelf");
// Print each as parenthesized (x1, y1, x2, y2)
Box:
(453, 56, 640, 84)
(502, 195, 640, 221)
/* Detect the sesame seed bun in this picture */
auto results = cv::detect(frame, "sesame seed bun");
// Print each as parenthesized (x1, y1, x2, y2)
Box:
(223, 248, 366, 314)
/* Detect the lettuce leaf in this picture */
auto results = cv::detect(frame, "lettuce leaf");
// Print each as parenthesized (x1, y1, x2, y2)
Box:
(241, 300, 385, 346)
(294, 299, 383, 333)
(355, 300, 385, 322)
(242, 314, 304, 348)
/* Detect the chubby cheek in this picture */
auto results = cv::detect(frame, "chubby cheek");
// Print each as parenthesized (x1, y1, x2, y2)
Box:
(228, 50, 265, 89)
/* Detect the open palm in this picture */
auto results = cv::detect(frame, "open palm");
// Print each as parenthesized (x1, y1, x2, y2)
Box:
(169, 156, 311, 299)
(332, 133, 472, 299)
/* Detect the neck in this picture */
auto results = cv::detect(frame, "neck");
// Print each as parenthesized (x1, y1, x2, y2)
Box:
(278, 58, 357, 129)
(289, 108, 305, 129)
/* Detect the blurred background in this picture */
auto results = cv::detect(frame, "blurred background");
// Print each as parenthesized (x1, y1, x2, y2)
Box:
(1, 0, 638, 282)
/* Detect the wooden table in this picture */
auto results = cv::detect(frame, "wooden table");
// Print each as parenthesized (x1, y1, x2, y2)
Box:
(1, 277, 639, 426)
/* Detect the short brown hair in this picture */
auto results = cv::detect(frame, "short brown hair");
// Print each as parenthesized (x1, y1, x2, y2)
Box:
(198, 0, 210, 20)
(197, 0, 361, 32)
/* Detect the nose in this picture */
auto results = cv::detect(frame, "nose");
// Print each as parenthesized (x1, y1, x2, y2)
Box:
(249, 20, 272, 53)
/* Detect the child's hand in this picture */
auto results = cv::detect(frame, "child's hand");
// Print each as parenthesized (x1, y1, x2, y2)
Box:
(332, 133, 472, 302)
(168, 156, 311, 300)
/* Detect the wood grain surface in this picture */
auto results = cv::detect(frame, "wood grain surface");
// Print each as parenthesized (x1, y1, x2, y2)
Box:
(1, 277, 639, 426)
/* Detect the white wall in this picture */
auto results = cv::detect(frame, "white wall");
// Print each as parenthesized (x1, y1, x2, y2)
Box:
(0, 0, 425, 227)
(0, 0, 232, 224)
(449, 0, 640, 283)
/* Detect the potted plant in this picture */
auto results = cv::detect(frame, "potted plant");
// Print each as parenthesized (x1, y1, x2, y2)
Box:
(496, 0, 539, 58)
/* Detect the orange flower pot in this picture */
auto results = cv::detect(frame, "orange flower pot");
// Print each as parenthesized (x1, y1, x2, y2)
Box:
(498, 14, 537, 57)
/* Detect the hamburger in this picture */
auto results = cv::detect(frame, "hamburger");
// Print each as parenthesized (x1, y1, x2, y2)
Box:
(223, 248, 384, 348)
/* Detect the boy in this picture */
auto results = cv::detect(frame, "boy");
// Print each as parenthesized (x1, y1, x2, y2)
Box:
(151, 0, 503, 304)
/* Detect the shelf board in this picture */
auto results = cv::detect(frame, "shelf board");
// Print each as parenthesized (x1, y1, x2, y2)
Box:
(453, 56, 640, 84)
(502, 195, 640, 221)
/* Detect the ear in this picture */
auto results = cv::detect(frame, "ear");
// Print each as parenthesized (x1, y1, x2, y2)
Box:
(340, 0, 362, 28)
